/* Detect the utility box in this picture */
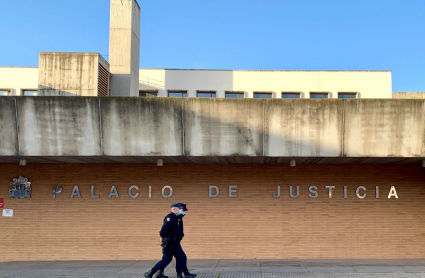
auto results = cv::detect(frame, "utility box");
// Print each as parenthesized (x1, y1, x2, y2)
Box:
(38, 52, 110, 97)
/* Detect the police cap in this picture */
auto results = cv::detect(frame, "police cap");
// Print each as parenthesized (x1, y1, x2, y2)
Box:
(170, 202, 188, 211)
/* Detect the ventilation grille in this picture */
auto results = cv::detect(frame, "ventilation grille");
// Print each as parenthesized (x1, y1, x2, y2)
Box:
(98, 64, 110, 97)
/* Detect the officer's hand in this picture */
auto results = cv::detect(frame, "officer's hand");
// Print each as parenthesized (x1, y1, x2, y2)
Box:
(160, 238, 164, 243)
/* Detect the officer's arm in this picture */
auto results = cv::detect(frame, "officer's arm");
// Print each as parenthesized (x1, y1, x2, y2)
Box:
(159, 217, 172, 238)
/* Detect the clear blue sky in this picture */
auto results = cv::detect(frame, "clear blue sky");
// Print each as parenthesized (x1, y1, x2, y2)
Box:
(0, 0, 424, 92)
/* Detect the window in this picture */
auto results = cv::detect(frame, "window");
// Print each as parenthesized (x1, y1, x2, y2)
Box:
(310, 92, 328, 99)
(338, 92, 357, 99)
(139, 90, 158, 97)
(254, 92, 272, 99)
(23, 90, 38, 96)
(282, 93, 301, 99)
(168, 91, 187, 97)
(225, 92, 244, 98)
(197, 91, 216, 98)
(0, 90, 10, 96)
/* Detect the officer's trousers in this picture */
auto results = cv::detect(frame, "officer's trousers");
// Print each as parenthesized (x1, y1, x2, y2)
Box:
(152, 241, 187, 274)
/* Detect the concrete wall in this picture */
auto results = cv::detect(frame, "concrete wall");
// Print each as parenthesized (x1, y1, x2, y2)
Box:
(393, 92, 425, 99)
(109, 0, 140, 97)
(38, 53, 109, 97)
(0, 97, 423, 159)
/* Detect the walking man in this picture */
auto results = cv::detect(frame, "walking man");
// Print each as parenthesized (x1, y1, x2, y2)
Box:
(144, 203, 197, 278)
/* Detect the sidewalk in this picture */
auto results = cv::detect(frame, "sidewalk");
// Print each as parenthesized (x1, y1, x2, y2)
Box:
(1, 259, 425, 278)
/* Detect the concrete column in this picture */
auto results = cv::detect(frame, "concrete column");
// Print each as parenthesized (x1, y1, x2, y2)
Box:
(245, 91, 253, 98)
(158, 90, 167, 97)
(188, 90, 197, 98)
(274, 91, 282, 99)
(109, 0, 141, 97)
(216, 90, 225, 99)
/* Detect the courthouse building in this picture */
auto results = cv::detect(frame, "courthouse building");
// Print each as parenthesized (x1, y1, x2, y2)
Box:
(0, 0, 424, 262)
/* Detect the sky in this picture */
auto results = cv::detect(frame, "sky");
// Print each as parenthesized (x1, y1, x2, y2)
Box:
(0, 0, 424, 92)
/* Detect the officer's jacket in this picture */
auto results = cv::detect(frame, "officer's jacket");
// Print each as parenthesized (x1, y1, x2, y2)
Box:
(159, 212, 184, 239)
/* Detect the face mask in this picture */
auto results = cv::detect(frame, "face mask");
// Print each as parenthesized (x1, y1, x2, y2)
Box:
(178, 209, 185, 216)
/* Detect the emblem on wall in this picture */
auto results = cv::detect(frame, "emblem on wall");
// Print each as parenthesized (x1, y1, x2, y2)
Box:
(9, 176, 31, 199)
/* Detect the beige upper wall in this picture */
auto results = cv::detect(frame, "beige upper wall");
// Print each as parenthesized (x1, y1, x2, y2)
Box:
(139, 69, 393, 98)
(0, 67, 394, 98)
(0, 67, 38, 96)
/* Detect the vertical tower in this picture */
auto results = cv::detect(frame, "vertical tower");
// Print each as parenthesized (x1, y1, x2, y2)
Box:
(109, 0, 140, 96)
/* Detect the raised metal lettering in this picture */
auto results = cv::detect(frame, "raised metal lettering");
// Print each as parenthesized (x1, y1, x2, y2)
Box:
(388, 186, 398, 199)
(52, 185, 63, 198)
(326, 186, 335, 198)
(273, 186, 281, 198)
(70, 186, 81, 198)
(128, 185, 139, 199)
(162, 186, 173, 198)
(209, 185, 219, 198)
(108, 186, 120, 198)
(289, 186, 299, 198)
(308, 186, 318, 198)
(229, 185, 238, 198)
(356, 186, 366, 199)
(91, 186, 100, 199)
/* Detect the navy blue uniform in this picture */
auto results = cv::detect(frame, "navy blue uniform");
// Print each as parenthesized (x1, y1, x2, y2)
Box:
(151, 213, 187, 274)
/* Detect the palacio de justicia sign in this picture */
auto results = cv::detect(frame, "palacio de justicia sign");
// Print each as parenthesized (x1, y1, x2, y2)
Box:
(7, 176, 400, 200)
(50, 185, 399, 200)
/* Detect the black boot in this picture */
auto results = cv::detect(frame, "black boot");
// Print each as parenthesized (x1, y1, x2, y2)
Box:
(144, 270, 155, 278)
(184, 270, 197, 278)
(177, 273, 184, 278)
(156, 270, 169, 278)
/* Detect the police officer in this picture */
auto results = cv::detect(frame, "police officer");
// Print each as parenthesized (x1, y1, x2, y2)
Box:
(144, 203, 197, 278)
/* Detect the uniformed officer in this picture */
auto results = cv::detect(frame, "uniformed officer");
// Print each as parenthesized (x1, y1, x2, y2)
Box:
(144, 203, 197, 278)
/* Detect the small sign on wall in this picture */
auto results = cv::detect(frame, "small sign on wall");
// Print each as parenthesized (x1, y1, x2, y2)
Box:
(2, 209, 13, 217)
(0, 198, 4, 208)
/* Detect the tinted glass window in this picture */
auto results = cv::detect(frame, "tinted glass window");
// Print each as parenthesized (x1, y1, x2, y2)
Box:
(310, 93, 328, 99)
(338, 93, 357, 99)
(282, 93, 300, 99)
(0, 90, 10, 96)
(139, 91, 158, 97)
(254, 93, 272, 99)
(225, 93, 244, 98)
(197, 92, 216, 98)
(168, 91, 187, 97)
(23, 90, 37, 96)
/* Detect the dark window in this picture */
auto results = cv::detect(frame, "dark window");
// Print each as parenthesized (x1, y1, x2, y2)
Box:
(225, 92, 244, 98)
(168, 91, 187, 97)
(310, 92, 328, 99)
(23, 90, 37, 96)
(197, 91, 216, 98)
(254, 92, 272, 99)
(0, 90, 10, 96)
(338, 93, 357, 99)
(282, 93, 300, 99)
(139, 90, 158, 97)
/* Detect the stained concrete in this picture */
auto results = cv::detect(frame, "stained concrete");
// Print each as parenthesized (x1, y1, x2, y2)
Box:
(184, 99, 263, 156)
(101, 97, 183, 156)
(0, 97, 18, 156)
(1, 97, 425, 160)
(16, 97, 101, 156)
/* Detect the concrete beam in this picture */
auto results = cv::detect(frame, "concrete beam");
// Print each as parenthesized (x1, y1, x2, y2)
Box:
(0, 97, 424, 160)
